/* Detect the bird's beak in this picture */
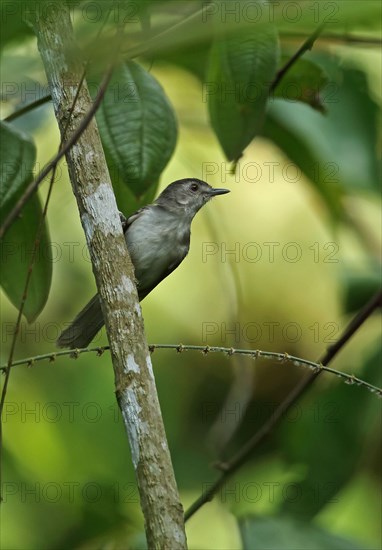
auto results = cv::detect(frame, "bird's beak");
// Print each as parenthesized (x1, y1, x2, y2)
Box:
(208, 188, 230, 196)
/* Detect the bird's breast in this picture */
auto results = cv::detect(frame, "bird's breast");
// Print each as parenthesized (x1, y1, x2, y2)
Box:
(124, 209, 190, 292)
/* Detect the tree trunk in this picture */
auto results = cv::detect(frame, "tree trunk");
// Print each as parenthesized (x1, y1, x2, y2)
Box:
(28, 3, 187, 547)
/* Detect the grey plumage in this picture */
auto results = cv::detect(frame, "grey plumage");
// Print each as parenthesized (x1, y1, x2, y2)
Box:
(57, 178, 229, 349)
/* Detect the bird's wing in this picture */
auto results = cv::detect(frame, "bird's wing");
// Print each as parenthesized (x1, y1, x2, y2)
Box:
(120, 206, 149, 233)
(120, 204, 190, 301)
(137, 253, 188, 301)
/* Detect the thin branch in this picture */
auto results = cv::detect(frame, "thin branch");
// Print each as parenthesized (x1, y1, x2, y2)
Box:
(0, 8, 114, 240)
(270, 23, 325, 92)
(0, 69, 113, 240)
(280, 30, 382, 47)
(0, 160, 56, 504)
(2, 165, 54, 449)
(2, 344, 381, 398)
(184, 290, 382, 521)
(3, 94, 51, 122)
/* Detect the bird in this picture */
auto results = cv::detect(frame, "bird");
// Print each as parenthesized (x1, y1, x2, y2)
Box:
(56, 178, 230, 348)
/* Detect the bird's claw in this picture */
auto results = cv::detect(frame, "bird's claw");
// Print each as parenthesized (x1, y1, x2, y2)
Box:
(119, 211, 128, 230)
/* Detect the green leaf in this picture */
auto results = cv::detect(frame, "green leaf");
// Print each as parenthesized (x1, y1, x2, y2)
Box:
(273, 58, 329, 113)
(152, 38, 211, 82)
(207, 24, 280, 161)
(342, 270, 381, 314)
(0, 195, 52, 322)
(262, 104, 344, 220)
(109, 176, 158, 218)
(95, 61, 177, 199)
(0, 121, 52, 322)
(0, 1, 33, 52)
(0, 121, 36, 211)
(263, 64, 380, 220)
(239, 515, 363, 550)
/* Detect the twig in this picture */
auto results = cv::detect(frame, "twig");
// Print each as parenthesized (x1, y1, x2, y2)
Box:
(3, 94, 51, 122)
(0, 162, 57, 504)
(184, 290, 382, 521)
(280, 30, 382, 47)
(0, 68, 113, 240)
(270, 23, 325, 92)
(0, 7, 114, 240)
(0, 172, 56, 500)
(2, 345, 381, 398)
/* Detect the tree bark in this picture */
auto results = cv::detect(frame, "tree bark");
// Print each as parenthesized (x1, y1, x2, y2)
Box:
(28, 3, 187, 548)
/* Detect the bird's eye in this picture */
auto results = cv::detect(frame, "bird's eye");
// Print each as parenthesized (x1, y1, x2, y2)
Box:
(190, 183, 198, 191)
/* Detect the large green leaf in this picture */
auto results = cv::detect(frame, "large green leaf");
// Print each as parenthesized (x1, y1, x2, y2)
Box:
(0, 0, 33, 52)
(207, 23, 280, 161)
(239, 515, 363, 550)
(95, 61, 177, 200)
(263, 64, 380, 220)
(0, 121, 52, 322)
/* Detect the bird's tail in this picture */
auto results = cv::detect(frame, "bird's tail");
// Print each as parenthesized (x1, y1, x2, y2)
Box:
(56, 294, 104, 349)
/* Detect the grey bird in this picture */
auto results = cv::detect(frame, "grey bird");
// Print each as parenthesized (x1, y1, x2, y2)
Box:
(57, 178, 230, 349)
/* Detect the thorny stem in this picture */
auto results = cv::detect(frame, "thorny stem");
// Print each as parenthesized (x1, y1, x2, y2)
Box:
(184, 290, 382, 521)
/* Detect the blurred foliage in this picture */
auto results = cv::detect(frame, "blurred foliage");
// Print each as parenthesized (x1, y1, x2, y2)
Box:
(279, 342, 382, 519)
(273, 58, 329, 113)
(343, 269, 382, 315)
(263, 62, 380, 222)
(0, 0, 381, 549)
(0, 0, 33, 52)
(239, 515, 363, 549)
(0, 122, 52, 322)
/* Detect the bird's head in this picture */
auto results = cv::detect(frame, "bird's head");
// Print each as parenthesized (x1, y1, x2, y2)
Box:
(156, 178, 230, 218)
